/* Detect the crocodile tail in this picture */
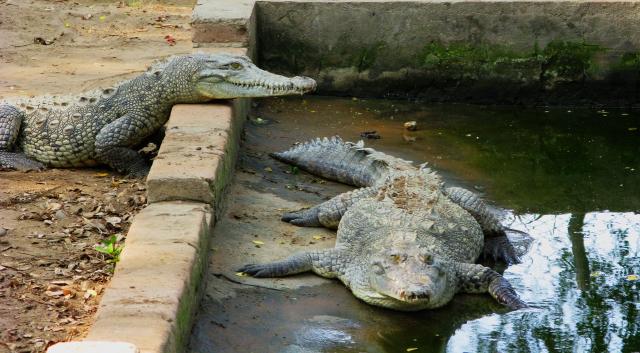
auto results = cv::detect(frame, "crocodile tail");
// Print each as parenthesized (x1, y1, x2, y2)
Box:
(270, 136, 415, 187)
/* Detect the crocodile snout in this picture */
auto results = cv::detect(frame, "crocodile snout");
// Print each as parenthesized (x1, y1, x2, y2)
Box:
(291, 76, 317, 93)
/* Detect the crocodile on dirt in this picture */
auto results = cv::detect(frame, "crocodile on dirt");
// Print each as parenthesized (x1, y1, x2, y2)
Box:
(240, 136, 528, 311)
(0, 53, 316, 176)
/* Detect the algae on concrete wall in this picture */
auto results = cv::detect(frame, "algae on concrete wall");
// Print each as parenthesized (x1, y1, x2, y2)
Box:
(256, 1, 640, 105)
(416, 40, 607, 89)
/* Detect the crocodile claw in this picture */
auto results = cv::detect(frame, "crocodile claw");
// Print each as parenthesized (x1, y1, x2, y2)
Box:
(482, 235, 521, 265)
(0, 152, 46, 172)
(281, 208, 321, 227)
(489, 276, 528, 310)
(238, 263, 277, 278)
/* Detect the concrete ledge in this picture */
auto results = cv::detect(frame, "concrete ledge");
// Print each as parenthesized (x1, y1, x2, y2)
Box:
(146, 99, 248, 212)
(47, 341, 139, 353)
(84, 201, 212, 353)
(192, 0, 255, 45)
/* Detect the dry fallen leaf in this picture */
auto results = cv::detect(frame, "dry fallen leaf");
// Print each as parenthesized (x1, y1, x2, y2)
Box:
(252, 240, 265, 245)
(406, 348, 419, 352)
(94, 172, 110, 177)
(626, 274, 639, 281)
(105, 216, 122, 226)
(312, 235, 323, 240)
(235, 272, 248, 277)
(45, 290, 64, 297)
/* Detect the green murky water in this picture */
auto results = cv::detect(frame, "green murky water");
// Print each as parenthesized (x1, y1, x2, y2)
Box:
(190, 97, 640, 353)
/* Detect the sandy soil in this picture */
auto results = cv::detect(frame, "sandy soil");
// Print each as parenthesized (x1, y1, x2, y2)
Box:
(0, 0, 195, 98)
(0, 0, 196, 351)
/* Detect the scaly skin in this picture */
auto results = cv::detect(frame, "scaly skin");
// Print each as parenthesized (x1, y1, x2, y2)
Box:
(0, 53, 316, 176)
(240, 136, 527, 311)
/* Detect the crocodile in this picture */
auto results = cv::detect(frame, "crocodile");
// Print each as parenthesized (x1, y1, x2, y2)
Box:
(240, 136, 527, 311)
(0, 53, 316, 176)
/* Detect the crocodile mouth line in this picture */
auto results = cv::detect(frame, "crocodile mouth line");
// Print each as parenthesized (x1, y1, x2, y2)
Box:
(228, 80, 312, 94)
(398, 290, 430, 302)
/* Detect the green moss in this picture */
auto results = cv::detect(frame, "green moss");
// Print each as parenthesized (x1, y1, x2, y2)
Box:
(419, 42, 539, 80)
(418, 40, 606, 85)
(541, 41, 606, 82)
(353, 41, 386, 72)
(614, 52, 640, 71)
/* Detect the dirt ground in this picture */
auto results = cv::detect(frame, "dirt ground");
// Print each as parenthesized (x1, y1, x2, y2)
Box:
(0, 0, 197, 351)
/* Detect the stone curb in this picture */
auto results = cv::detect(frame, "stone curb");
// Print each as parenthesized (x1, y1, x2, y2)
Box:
(146, 100, 248, 214)
(47, 341, 139, 353)
(192, 0, 256, 45)
(85, 201, 213, 353)
(48, 49, 251, 352)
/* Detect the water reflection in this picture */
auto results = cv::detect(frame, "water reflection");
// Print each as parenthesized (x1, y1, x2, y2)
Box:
(449, 212, 640, 353)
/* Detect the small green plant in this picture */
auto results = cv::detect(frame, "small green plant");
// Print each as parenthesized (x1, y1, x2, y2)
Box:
(94, 235, 124, 264)
(290, 166, 299, 175)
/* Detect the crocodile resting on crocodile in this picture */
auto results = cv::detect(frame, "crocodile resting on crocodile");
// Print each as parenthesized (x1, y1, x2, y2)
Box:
(240, 136, 528, 311)
(0, 53, 316, 176)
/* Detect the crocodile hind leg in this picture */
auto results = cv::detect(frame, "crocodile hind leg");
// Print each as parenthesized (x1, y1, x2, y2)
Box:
(0, 105, 45, 171)
(456, 262, 527, 310)
(282, 186, 378, 229)
(445, 186, 521, 264)
(239, 249, 344, 278)
(94, 113, 157, 177)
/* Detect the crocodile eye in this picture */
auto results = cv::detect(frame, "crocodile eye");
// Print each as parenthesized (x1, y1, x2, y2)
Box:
(372, 262, 385, 275)
(419, 254, 433, 265)
(230, 62, 242, 70)
(433, 264, 445, 277)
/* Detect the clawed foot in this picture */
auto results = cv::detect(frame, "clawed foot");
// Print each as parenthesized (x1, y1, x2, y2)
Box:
(0, 152, 46, 172)
(281, 208, 321, 227)
(238, 263, 276, 277)
(124, 164, 151, 179)
(483, 235, 521, 265)
(490, 277, 528, 310)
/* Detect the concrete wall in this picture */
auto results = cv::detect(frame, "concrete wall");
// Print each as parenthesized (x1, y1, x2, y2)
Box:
(255, 1, 640, 105)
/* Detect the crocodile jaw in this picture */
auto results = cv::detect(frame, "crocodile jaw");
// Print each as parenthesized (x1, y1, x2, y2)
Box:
(196, 61, 316, 99)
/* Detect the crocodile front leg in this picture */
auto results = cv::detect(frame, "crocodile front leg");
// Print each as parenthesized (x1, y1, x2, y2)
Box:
(0, 105, 45, 171)
(239, 249, 344, 278)
(94, 113, 158, 177)
(455, 262, 527, 309)
(283, 186, 378, 229)
(445, 186, 521, 264)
